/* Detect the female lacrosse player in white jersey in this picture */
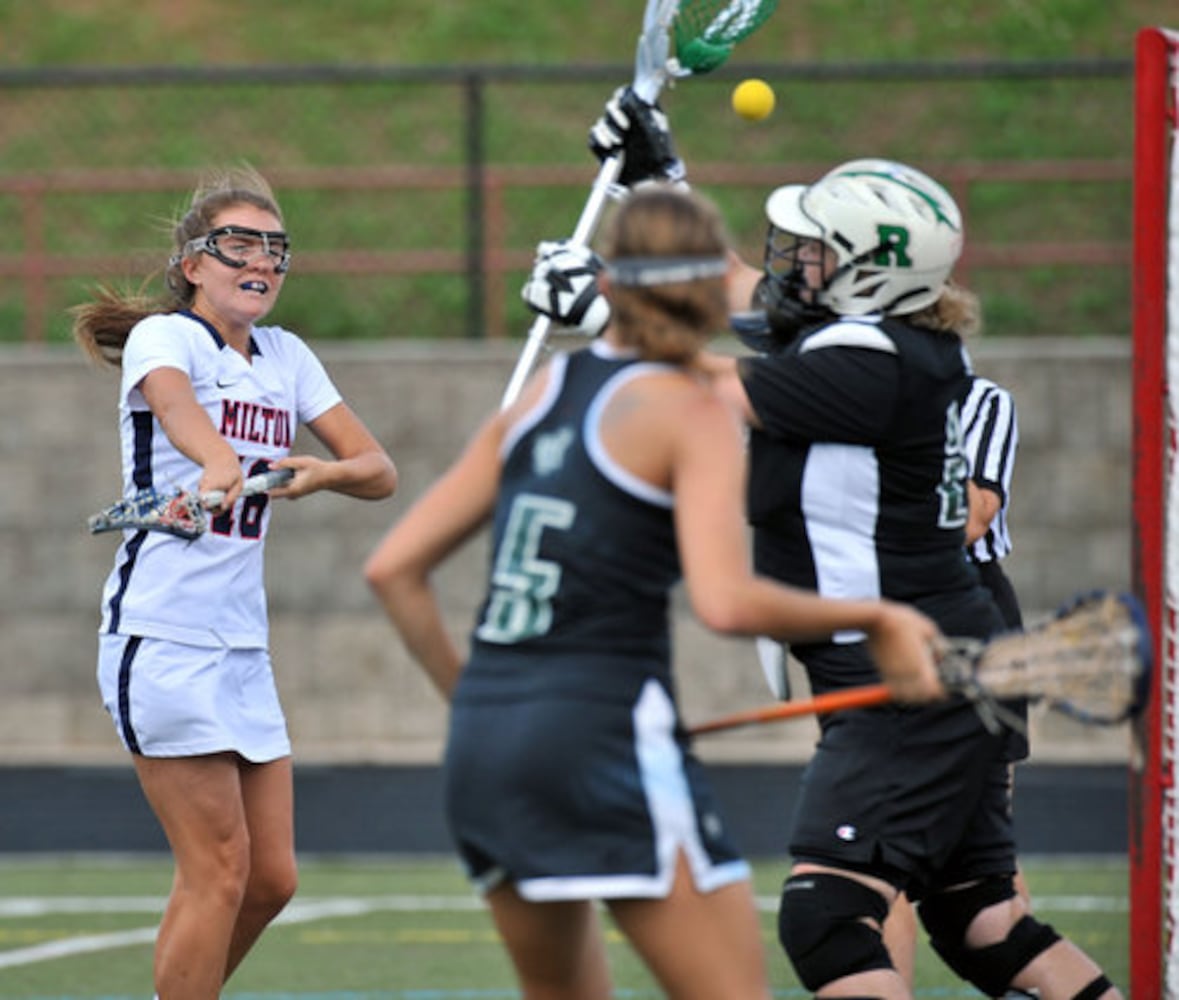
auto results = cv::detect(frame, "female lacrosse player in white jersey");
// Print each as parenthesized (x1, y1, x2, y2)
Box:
(365, 185, 944, 1000)
(73, 164, 397, 1000)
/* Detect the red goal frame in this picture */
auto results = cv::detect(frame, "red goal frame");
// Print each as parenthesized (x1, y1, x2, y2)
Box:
(1131, 24, 1179, 1000)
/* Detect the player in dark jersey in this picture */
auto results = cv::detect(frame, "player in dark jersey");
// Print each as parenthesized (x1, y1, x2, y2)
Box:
(365, 185, 945, 1000)
(540, 91, 1125, 1000)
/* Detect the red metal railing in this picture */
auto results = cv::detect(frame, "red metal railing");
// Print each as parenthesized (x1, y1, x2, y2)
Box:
(0, 159, 1131, 342)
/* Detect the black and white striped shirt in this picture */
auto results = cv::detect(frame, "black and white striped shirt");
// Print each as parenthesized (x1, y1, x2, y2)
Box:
(961, 376, 1018, 564)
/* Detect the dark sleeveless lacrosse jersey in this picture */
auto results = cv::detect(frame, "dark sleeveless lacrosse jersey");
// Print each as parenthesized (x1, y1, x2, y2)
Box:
(740, 314, 986, 618)
(460, 345, 682, 705)
(447, 345, 749, 896)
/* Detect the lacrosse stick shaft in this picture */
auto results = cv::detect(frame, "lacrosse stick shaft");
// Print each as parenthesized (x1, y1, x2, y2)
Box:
(202, 467, 294, 509)
(502, 0, 775, 410)
(501, 0, 672, 411)
(689, 684, 893, 735)
(501, 154, 624, 409)
(693, 590, 1153, 737)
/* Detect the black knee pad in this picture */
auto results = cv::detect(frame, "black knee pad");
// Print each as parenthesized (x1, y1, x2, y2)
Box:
(918, 877, 1060, 997)
(917, 874, 1017, 943)
(1074, 974, 1113, 1000)
(777, 873, 892, 992)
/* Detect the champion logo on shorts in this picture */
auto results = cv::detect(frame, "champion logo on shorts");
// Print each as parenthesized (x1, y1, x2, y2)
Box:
(835, 823, 858, 842)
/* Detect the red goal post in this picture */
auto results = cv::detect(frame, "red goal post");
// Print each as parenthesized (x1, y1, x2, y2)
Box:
(1131, 24, 1179, 1000)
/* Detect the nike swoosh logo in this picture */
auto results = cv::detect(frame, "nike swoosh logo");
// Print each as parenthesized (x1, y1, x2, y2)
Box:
(216, 378, 237, 388)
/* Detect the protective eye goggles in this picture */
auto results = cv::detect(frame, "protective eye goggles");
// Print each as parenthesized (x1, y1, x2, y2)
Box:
(762, 226, 831, 302)
(764, 227, 823, 275)
(184, 225, 291, 274)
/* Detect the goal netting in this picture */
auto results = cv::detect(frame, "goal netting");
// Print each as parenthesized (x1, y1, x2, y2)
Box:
(1131, 24, 1179, 1000)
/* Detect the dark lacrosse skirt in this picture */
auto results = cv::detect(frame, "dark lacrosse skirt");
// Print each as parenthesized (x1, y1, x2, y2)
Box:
(443, 675, 750, 901)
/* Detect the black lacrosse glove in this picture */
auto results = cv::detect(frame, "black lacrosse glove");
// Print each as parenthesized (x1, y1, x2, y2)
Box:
(521, 240, 610, 337)
(588, 85, 686, 187)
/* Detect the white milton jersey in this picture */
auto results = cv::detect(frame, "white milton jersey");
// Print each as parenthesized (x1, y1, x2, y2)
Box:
(99, 310, 342, 648)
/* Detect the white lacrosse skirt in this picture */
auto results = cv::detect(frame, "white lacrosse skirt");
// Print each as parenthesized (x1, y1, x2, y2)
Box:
(97, 634, 291, 761)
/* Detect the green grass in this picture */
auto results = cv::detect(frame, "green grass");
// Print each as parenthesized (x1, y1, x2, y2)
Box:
(0, 1, 1172, 343)
(0, 854, 1129, 998)
(0, 1, 1164, 65)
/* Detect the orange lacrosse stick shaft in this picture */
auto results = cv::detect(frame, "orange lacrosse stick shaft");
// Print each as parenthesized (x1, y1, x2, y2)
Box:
(689, 683, 893, 736)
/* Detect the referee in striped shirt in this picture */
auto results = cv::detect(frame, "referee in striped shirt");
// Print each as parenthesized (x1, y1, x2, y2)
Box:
(886, 373, 1032, 996)
(962, 373, 1037, 1000)
(962, 375, 1022, 630)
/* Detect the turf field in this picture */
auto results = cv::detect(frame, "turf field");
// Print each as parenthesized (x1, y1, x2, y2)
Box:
(0, 854, 1127, 998)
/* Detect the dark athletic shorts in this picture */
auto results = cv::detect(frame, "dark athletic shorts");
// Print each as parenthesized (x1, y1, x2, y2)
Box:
(788, 693, 1017, 900)
(444, 676, 750, 901)
(973, 559, 1023, 630)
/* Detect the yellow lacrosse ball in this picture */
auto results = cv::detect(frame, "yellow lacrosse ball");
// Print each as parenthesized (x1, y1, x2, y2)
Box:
(731, 78, 775, 121)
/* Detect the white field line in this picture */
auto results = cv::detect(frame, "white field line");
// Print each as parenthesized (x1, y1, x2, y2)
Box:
(0, 895, 486, 918)
(0, 892, 1125, 970)
(0, 895, 485, 969)
(0, 926, 159, 969)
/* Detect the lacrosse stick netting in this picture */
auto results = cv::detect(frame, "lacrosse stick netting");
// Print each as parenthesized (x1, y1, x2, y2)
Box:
(87, 468, 295, 540)
(938, 591, 1151, 726)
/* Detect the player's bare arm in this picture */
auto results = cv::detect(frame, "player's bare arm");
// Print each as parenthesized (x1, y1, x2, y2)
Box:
(693, 351, 761, 427)
(139, 365, 244, 510)
(364, 410, 504, 699)
(726, 249, 763, 311)
(965, 481, 1001, 544)
(861, 602, 946, 703)
(274, 401, 397, 501)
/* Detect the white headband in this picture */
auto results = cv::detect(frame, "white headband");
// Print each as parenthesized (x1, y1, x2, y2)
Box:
(606, 256, 728, 287)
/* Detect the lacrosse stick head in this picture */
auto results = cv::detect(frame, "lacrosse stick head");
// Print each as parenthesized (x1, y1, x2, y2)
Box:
(87, 487, 208, 541)
(672, 0, 780, 74)
(633, 0, 779, 102)
(949, 590, 1153, 726)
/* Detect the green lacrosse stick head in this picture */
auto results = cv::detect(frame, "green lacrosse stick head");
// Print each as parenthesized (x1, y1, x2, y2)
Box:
(673, 0, 778, 75)
(674, 33, 734, 74)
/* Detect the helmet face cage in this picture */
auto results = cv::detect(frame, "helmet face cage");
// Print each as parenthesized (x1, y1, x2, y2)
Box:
(764, 160, 963, 317)
(763, 224, 813, 298)
(757, 225, 837, 344)
(185, 225, 292, 274)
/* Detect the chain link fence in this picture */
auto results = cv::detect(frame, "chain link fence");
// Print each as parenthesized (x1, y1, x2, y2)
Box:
(0, 59, 1133, 343)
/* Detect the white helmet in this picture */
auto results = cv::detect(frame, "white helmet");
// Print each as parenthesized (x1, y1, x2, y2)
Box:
(763, 158, 963, 316)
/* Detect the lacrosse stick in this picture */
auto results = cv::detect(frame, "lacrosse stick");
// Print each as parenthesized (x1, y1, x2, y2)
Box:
(690, 591, 1152, 736)
(87, 468, 294, 541)
(501, 0, 779, 408)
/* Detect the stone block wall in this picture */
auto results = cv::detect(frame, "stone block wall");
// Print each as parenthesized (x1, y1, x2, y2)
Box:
(0, 337, 1135, 766)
